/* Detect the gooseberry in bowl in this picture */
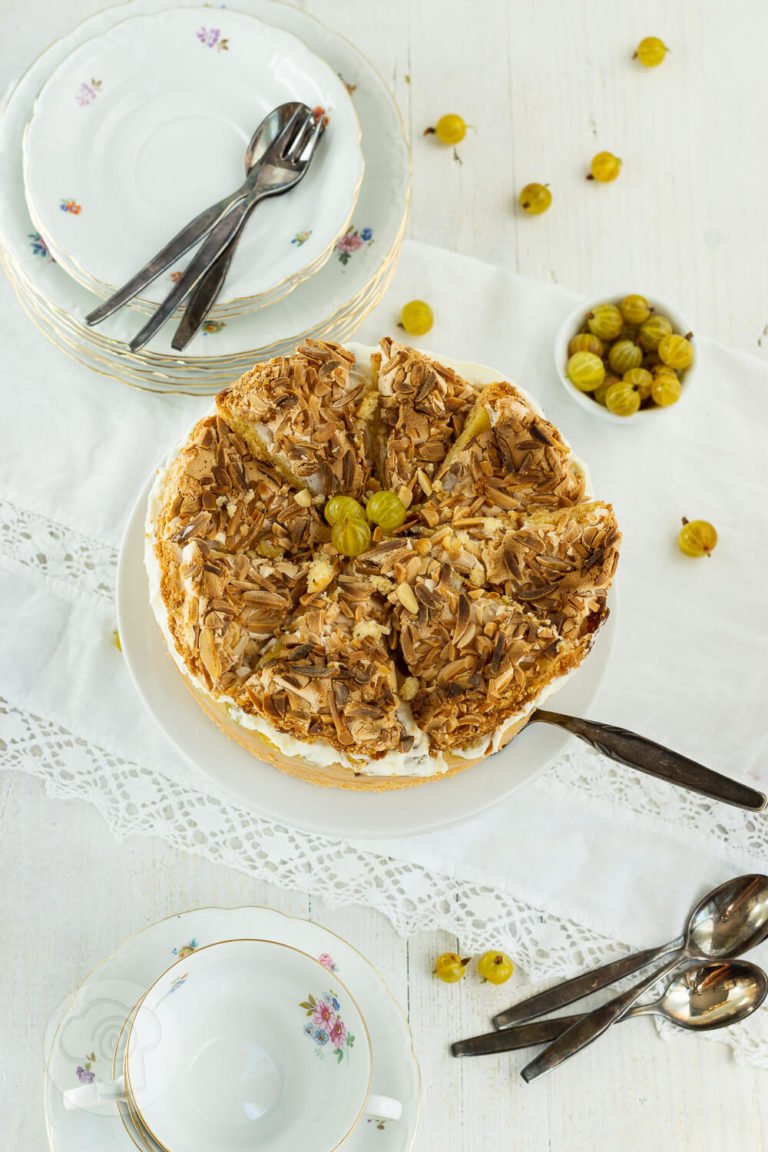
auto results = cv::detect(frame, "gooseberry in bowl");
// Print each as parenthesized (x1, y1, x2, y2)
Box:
(554, 292, 697, 424)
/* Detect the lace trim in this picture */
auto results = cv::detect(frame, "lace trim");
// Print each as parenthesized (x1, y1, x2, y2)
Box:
(536, 752, 768, 863)
(0, 496, 117, 601)
(2, 695, 766, 1068)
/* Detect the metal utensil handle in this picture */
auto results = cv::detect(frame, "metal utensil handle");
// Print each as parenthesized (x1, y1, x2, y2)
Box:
(520, 953, 682, 1082)
(84, 187, 247, 325)
(532, 711, 767, 811)
(491, 937, 683, 1030)
(127, 199, 256, 351)
(170, 229, 242, 351)
(453, 1014, 585, 1057)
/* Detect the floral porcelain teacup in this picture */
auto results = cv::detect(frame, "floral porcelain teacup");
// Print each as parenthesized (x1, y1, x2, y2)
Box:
(63, 938, 402, 1150)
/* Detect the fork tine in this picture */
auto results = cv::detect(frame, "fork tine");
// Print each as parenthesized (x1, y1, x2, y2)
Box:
(281, 111, 318, 160)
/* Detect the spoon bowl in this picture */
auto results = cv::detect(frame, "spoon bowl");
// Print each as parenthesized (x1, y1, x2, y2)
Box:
(452, 960, 767, 1058)
(651, 961, 768, 1031)
(686, 874, 768, 959)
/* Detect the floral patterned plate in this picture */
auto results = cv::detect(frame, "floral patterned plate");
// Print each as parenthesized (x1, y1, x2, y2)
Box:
(0, 0, 409, 381)
(44, 907, 420, 1152)
(23, 7, 364, 315)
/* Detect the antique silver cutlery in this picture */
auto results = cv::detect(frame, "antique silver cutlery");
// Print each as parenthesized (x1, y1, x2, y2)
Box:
(519, 873, 768, 1080)
(85, 102, 325, 349)
(452, 960, 767, 1057)
(493, 873, 768, 1032)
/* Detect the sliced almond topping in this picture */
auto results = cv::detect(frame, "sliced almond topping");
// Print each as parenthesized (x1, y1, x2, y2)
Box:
(396, 582, 419, 614)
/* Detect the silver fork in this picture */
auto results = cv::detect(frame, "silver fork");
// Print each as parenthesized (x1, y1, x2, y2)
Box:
(170, 112, 326, 352)
(128, 108, 325, 352)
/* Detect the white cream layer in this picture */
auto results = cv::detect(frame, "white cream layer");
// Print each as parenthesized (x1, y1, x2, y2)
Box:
(144, 344, 590, 777)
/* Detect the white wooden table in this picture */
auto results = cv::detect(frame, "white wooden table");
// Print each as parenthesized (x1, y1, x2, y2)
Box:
(2, 2, 768, 1149)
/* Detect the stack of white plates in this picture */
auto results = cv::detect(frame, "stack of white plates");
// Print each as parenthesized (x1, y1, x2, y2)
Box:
(0, 1, 410, 394)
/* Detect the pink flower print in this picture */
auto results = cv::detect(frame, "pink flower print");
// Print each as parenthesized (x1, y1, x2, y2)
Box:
(335, 227, 372, 265)
(336, 230, 363, 256)
(313, 1000, 337, 1031)
(197, 27, 229, 51)
(75, 79, 102, 106)
(318, 953, 336, 971)
(300, 991, 354, 1062)
(329, 1018, 347, 1050)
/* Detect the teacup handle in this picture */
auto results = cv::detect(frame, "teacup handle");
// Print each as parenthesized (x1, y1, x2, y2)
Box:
(62, 1075, 126, 1111)
(365, 1093, 403, 1123)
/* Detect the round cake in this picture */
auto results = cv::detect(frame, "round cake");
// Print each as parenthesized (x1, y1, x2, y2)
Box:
(146, 338, 620, 790)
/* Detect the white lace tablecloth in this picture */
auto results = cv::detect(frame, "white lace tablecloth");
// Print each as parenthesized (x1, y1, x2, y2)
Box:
(2, 240, 767, 1067)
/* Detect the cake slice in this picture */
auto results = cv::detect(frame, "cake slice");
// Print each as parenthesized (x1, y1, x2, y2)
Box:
(376, 339, 478, 507)
(244, 574, 412, 760)
(419, 500, 619, 644)
(154, 538, 307, 700)
(424, 381, 587, 525)
(392, 581, 568, 752)
(156, 414, 328, 560)
(216, 340, 374, 498)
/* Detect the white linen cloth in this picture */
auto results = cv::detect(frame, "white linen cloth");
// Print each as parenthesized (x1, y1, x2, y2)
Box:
(2, 240, 767, 1065)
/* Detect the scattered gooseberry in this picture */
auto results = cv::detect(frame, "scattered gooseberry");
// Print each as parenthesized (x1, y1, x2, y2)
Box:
(678, 518, 717, 558)
(588, 152, 622, 183)
(519, 183, 552, 215)
(635, 37, 668, 67)
(400, 300, 434, 336)
(434, 952, 471, 983)
(477, 951, 514, 984)
(366, 490, 407, 531)
(424, 114, 467, 145)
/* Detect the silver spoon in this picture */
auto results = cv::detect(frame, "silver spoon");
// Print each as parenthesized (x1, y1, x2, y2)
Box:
(493, 873, 768, 1031)
(453, 960, 768, 1057)
(521, 874, 768, 1081)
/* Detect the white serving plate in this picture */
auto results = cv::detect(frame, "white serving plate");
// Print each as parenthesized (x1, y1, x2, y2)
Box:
(3, 237, 402, 394)
(116, 479, 616, 839)
(23, 7, 363, 315)
(0, 0, 409, 376)
(45, 906, 420, 1152)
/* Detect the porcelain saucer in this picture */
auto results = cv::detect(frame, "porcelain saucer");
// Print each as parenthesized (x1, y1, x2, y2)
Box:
(44, 906, 420, 1152)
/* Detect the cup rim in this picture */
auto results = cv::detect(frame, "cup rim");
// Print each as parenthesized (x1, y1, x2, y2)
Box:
(122, 937, 374, 1152)
(554, 290, 698, 425)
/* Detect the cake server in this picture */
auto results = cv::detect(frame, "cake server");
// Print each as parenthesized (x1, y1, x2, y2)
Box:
(492, 874, 768, 1030)
(451, 960, 767, 1057)
(525, 708, 766, 810)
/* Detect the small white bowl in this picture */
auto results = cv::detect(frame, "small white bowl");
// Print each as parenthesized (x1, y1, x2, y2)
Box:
(554, 292, 698, 425)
